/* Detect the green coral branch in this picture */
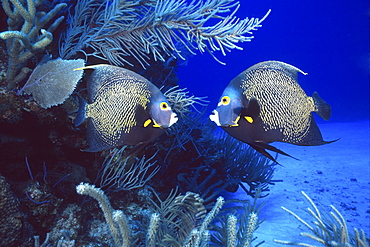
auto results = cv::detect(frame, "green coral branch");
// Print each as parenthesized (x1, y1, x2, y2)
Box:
(0, 0, 66, 89)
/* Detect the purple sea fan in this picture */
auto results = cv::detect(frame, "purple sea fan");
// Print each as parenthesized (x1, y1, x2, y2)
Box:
(17, 58, 85, 108)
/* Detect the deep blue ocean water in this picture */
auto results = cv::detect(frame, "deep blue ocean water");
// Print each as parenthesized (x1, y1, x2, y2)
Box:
(176, 2, 370, 241)
(178, 0, 369, 123)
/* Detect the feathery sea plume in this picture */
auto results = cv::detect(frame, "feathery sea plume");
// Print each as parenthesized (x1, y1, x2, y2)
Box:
(59, 0, 270, 67)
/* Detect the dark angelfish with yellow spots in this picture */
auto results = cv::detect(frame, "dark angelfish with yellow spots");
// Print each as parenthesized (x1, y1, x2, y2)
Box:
(210, 61, 336, 163)
(74, 64, 178, 152)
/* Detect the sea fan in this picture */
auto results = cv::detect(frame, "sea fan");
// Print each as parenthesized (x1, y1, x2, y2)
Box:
(17, 58, 85, 108)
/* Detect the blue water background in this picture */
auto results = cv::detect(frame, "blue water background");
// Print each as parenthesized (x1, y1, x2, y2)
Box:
(177, 0, 369, 123)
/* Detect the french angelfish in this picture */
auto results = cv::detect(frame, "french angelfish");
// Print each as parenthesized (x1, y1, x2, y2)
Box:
(74, 64, 178, 152)
(210, 61, 335, 163)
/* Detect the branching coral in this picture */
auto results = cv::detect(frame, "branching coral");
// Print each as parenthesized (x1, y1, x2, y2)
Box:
(0, 0, 67, 89)
(76, 182, 265, 247)
(59, 0, 270, 68)
(162, 85, 209, 154)
(147, 188, 209, 246)
(212, 212, 261, 247)
(210, 186, 265, 247)
(150, 119, 279, 206)
(76, 182, 131, 247)
(274, 191, 369, 247)
(76, 182, 222, 246)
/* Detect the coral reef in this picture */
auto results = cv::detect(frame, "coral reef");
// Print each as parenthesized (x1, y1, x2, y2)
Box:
(0, 1, 333, 246)
(216, 133, 280, 197)
(0, 175, 33, 246)
(75, 182, 262, 246)
(0, 0, 66, 89)
(210, 186, 266, 247)
(47, 204, 82, 245)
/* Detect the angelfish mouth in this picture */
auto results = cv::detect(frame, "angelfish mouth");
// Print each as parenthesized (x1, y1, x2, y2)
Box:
(209, 110, 221, 126)
(209, 110, 239, 127)
(152, 113, 178, 129)
(168, 112, 178, 127)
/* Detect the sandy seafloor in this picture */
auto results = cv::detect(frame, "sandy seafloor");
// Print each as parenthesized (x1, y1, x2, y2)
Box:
(224, 121, 370, 246)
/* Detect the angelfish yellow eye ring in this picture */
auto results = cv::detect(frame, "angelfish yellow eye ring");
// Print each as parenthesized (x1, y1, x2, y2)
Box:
(160, 102, 169, 110)
(221, 96, 230, 105)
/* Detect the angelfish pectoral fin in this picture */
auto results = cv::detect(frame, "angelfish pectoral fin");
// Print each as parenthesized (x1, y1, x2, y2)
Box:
(244, 116, 253, 123)
(144, 119, 152, 127)
(249, 141, 299, 164)
(75, 96, 88, 127)
(143, 118, 161, 128)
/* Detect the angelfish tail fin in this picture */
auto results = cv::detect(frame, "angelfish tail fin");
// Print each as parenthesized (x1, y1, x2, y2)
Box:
(312, 91, 331, 121)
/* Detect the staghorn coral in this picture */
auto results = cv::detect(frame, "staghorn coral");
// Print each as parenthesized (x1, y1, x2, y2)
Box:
(274, 191, 369, 247)
(0, 0, 67, 89)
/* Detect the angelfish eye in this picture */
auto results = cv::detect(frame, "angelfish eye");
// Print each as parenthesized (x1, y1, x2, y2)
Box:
(160, 102, 169, 110)
(221, 96, 230, 105)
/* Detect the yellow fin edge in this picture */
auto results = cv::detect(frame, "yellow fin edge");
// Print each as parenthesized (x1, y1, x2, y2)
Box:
(73, 64, 111, 71)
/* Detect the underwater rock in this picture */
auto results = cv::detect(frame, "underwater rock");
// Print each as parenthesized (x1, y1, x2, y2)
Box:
(48, 204, 82, 244)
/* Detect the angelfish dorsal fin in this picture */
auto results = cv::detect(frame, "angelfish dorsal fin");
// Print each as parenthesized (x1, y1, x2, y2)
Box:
(74, 64, 117, 102)
(255, 61, 307, 82)
(276, 61, 307, 81)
